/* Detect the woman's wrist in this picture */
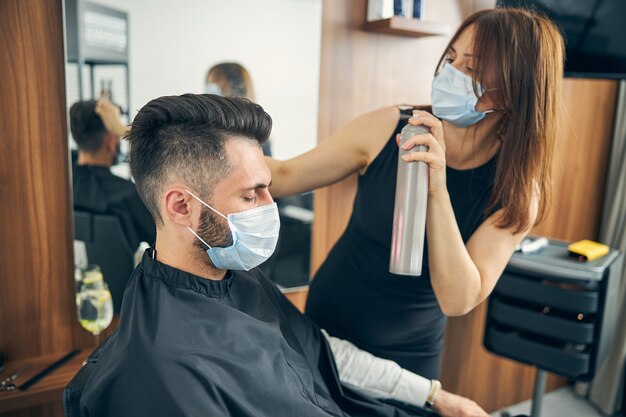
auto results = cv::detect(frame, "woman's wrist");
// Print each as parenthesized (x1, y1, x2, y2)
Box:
(428, 186, 450, 201)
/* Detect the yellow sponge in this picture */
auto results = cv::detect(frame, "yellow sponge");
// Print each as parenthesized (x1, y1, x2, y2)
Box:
(567, 240, 610, 262)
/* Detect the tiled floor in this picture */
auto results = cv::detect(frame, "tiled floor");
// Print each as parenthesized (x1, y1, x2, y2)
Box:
(491, 386, 609, 417)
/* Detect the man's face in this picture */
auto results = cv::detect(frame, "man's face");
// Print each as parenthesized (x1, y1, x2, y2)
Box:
(195, 137, 273, 249)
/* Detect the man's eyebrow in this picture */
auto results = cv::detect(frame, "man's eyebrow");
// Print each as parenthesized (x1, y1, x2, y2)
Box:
(242, 181, 272, 191)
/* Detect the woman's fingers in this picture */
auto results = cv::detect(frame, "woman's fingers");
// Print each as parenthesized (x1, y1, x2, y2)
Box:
(396, 110, 448, 194)
(409, 111, 440, 128)
(401, 151, 445, 169)
(401, 133, 440, 152)
(400, 132, 445, 172)
(409, 110, 445, 146)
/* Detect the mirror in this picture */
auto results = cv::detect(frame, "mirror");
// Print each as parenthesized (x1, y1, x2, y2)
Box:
(65, 0, 322, 313)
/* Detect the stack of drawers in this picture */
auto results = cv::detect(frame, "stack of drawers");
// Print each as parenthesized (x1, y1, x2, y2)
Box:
(484, 239, 623, 381)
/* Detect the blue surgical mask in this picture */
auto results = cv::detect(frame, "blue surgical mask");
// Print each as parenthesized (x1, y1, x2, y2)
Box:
(186, 190, 280, 271)
(431, 63, 493, 127)
(204, 83, 223, 96)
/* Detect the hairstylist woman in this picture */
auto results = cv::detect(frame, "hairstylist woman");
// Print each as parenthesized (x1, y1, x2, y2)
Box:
(267, 8, 564, 380)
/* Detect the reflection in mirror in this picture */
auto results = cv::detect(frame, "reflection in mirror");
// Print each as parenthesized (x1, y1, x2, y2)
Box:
(64, 0, 322, 320)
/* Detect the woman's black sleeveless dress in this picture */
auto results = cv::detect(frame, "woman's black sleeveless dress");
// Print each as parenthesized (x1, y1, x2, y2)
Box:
(305, 109, 498, 379)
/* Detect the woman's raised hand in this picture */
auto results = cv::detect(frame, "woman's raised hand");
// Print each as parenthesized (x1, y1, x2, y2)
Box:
(396, 110, 447, 195)
(95, 99, 128, 138)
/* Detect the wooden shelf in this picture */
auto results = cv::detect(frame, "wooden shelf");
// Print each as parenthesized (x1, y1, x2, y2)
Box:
(0, 316, 119, 413)
(364, 16, 449, 38)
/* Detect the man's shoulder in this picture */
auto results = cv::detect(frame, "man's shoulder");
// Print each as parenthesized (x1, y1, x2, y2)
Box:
(76, 166, 137, 198)
(236, 268, 280, 296)
(100, 174, 143, 207)
(102, 173, 136, 193)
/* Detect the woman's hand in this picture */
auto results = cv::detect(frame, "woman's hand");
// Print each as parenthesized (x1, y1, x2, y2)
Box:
(396, 110, 447, 195)
(95, 99, 128, 138)
(432, 389, 490, 417)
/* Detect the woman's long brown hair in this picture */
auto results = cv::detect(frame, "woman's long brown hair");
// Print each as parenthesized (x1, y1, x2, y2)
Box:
(436, 8, 564, 233)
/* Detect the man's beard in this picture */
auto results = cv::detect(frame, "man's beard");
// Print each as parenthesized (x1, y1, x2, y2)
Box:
(194, 206, 233, 254)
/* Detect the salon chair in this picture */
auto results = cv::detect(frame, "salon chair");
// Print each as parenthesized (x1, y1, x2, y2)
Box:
(64, 337, 113, 417)
(73, 210, 135, 313)
(63, 360, 95, 417)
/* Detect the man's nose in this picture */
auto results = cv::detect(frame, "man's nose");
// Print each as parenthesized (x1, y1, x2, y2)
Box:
(259, 188, 274, 205)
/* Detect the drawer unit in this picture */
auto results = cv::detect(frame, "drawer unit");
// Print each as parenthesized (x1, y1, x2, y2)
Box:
(484, 239, 623, 382)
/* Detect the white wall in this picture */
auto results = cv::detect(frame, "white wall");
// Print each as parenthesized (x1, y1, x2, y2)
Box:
(91, 0, 322, 159)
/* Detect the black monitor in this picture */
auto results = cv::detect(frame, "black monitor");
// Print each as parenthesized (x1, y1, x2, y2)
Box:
(498, 0, 626, 79)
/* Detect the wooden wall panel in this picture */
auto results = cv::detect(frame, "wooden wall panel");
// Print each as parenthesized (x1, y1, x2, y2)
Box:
(313, 0, 619, 412)
(0, 0, 81, 415)
(0, 0, 74, 361)
(532, 79, 617, 242)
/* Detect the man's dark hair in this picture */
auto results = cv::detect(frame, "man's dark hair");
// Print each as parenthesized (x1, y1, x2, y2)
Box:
(69, 100, 108, 152)
(128, 94, 272, 225)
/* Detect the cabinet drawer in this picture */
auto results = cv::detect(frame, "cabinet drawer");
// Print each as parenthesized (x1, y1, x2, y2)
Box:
(496, 274, 599, 314)
(489, 298, 595, 344)
(485, 326, 591, 380)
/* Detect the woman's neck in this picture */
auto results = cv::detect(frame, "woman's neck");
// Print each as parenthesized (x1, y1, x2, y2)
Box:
(443, 115, 501, 170)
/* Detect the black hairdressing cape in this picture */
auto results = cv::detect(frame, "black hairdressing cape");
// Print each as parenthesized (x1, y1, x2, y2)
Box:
(79, 250, 430, 417)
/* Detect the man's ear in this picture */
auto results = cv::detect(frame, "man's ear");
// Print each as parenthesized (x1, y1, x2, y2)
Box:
(163, 187, 195, 228)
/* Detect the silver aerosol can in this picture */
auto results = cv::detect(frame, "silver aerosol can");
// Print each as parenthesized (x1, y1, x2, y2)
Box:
(389, 123, 430, 276)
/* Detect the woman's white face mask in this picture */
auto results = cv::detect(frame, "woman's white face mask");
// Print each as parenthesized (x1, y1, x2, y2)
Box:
(204, 83, 223, 96)
(431, 63, 494, 127)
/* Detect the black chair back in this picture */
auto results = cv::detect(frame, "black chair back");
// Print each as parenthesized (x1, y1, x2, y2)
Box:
(73, 210, 134, 313)
(64, 336, 113, 417)
(63, 360, 96, 417)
